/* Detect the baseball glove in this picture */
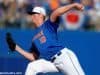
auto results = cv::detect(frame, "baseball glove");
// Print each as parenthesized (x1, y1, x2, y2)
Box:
(6, 32, 16, 51)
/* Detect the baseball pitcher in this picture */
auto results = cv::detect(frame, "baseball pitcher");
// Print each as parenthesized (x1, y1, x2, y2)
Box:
(6, 3, 85, 75)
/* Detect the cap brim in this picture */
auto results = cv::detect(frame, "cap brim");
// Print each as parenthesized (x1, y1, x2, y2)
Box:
(27, 12, 40, 15)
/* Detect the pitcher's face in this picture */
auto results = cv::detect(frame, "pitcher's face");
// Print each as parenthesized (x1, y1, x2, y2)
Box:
(31, 13, 45, 27)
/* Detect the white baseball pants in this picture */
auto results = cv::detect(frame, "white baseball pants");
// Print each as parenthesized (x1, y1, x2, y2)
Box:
(25, 48, 85, 75)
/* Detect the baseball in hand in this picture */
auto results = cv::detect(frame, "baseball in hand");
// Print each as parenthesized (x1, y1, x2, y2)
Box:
(74, 3, 85, 11)
(81, 6, 85, 11)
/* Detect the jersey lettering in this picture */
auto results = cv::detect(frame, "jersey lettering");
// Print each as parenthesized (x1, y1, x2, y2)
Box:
(32, 30, 46, 44)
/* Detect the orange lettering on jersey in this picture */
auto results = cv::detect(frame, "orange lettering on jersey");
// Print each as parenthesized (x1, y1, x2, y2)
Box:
(39, 36, 46, 44)
(32, 30, 43, 41)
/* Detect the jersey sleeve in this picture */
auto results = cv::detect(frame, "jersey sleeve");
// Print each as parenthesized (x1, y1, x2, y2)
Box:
(44, 17, 61, 32)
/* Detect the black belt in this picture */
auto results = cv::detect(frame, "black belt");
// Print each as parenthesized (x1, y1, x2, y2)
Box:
(51, 51, 62, 62)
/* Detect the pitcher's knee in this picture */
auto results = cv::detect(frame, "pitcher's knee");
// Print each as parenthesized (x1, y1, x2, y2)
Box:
(27, 62, 44, 74)
(67, 49, 77, 56)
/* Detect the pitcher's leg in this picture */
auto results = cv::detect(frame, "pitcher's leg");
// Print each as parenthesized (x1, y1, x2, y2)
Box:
(54, 48, 85, 75)
(65, 49, 85, 75)
(25, 59, 58, 75)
